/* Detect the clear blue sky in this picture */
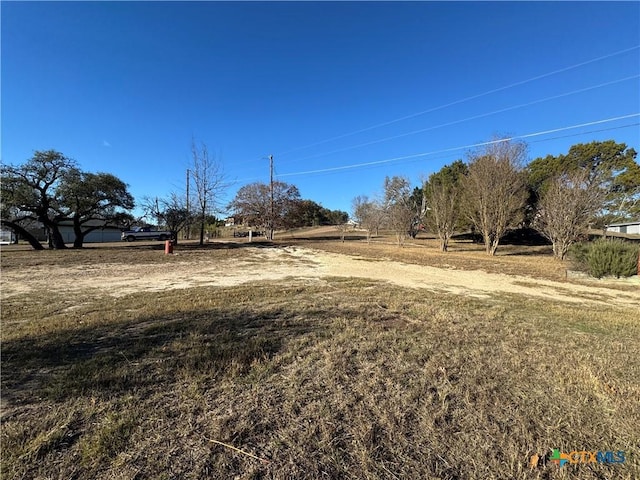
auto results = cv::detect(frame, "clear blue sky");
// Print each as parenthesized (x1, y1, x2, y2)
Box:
(2, 1, 639, 217)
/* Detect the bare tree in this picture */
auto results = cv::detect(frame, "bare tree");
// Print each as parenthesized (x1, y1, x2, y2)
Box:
(335, 223, 351, 243)
(426, 181, 456, 251)
(424, 160, 468, 252)
(462, 139, 528, 256)
(535, 171, 603, 260)
(351, 195, 385, 243)
(384, 176, 415, 246)
(190, 140, 227, 245)
(141, 193, 193, 244)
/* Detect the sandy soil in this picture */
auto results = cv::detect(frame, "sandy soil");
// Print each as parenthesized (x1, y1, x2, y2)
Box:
(2, 245, 638, 308)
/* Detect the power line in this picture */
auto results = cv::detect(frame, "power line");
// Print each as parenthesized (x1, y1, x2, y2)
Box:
(275, 114, 640, 178)
(234, 120, 639, 184)
(274, 45, 640, 158)
(288, 75, 640, 164)
(528, 123, 640, 146)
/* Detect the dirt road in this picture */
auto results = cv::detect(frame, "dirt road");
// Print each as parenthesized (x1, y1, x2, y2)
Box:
(2, 245, 638, 307)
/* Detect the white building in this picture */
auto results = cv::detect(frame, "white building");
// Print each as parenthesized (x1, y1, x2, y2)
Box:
(0, 228, 17, 245)
(605, 221, 640, 235)
(56, 220, 124, 243)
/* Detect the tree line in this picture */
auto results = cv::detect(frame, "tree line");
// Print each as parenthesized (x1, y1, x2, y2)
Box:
(0, 143, 348, 249)
(2, 139, 637, 254)
(0, 141, 226, 249)
(351, 139, 639, 259)
(226, 181, 348, 240)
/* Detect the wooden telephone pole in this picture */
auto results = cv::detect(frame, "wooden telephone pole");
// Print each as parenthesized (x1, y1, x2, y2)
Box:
(269, 155, 274, 240)
(185, 168, 190, 240)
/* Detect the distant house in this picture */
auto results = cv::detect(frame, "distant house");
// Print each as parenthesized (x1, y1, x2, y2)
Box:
(2, 220, 125, 245)
(57, 220, 124, 243)
(0, 228, 17, 245)
(605, 221, 640, 235)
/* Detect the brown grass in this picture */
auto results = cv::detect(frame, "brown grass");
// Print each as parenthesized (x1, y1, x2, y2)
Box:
(278, 230, 568, 281)
(1, 242, 639, 479)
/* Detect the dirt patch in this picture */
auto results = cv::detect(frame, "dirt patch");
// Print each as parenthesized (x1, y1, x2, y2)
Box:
(299, 247, 638, 306)
(2, 244, 637, 307)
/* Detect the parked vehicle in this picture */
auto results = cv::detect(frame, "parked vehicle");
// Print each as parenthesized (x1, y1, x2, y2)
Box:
(121, 227, 174, 242)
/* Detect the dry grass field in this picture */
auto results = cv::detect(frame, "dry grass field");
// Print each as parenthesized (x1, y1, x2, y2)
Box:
(1, 232, 639, 479)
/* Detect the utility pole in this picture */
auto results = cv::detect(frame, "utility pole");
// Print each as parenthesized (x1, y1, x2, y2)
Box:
(155, 197, 160, 227)
(269, 155, 274, 240)
(186, 168, 190, 240)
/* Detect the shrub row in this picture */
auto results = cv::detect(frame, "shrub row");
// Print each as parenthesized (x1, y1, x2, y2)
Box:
(570, 239, 639, 278)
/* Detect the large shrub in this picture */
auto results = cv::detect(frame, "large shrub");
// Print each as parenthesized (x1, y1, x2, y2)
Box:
(568, 242, 590, 272)
(571, 239, 639, 278)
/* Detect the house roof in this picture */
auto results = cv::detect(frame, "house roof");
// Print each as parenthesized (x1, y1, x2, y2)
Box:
(57, 219, 125, 229)
(606, 221, 640, 227)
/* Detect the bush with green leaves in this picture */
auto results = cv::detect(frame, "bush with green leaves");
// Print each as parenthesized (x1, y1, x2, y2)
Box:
(571, 239, 639, 278)
(568, 242, 590, 272)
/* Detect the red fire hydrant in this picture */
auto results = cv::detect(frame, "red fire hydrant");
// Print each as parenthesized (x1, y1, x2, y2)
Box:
(165, 240, 174, 255)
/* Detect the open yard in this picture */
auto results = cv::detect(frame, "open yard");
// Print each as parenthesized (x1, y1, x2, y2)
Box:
(1, 232, 639, 479)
